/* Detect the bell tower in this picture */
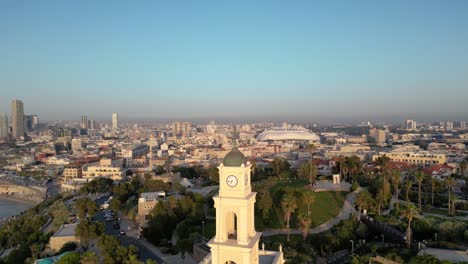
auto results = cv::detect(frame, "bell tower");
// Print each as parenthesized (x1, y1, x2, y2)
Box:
(207, 148, 261, 264)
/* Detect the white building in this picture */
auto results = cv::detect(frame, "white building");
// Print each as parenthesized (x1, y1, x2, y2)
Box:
(257, 123, 319, 143)
(11, 99, 24, 139)
(0, 114, 8, 139)
(112, 113, 118, 129)
(82, 158, 123, 181)
(201, 148, 284, 264)
(405, 120, 417, 131)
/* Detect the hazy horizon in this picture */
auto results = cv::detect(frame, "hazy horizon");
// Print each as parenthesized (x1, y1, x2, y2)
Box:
(1, 1, 468, 121)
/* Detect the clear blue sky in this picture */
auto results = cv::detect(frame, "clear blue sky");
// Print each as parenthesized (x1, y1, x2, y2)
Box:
(1, 0, 467, 121)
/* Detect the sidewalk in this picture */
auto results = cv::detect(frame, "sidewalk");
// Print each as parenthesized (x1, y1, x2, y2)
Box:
(138, 238, 198, 264)
(121, 217, 198, 264)
(263, 188, 360, 237)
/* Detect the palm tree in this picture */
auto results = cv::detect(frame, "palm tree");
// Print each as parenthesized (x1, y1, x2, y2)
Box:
(297, 212, 312, 240)
(249, 158, 257, 180)
(404, 180, 414, 202)
(338, 156, 348, 181)
(307, 144, 317, 185)
(164, 158, 172, 173)
(80, 252, 99, 264)
(414, 171, 425, 210)
(460, 160, 467, 177)
(375, 190, 385, 216)
(272, 158, 283, 176)
(430, 177, 437, 207)
(281, 190, 298, 242)
(445, 177, 457, 216)
(303, 191, 315, 216)
(347, 156, 362, 182)
(400, 204, 418, 248)
(355, 191, 371, 219)
(449, 193, 457, 216)
(390, 170, 401, 210)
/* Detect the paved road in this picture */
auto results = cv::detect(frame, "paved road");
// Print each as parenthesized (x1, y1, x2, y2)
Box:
(187, 185, 219, 197)
(93, 197, 165, 263)
(419, 248, 468, 262)
(263, 189, 360, 237)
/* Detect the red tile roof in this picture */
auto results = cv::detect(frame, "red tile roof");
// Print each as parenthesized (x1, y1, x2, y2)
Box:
(423, 164, 454, 175)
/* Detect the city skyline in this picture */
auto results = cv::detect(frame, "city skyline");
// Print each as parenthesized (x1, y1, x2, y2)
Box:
(1, 1, 468, 121)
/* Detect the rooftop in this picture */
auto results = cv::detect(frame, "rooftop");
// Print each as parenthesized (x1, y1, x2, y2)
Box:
(53, 223, 78, 237)
(222, 148, 246, 167)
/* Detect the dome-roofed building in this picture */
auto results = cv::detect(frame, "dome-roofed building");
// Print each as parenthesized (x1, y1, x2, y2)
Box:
(222, 147, 247, 167)
(257, 123, 320, 143)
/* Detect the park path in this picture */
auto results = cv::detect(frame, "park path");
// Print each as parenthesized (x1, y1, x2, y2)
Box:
(262, 188, 362, 237)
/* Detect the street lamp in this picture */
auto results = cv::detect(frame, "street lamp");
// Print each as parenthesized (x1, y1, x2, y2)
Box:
(202, 220, 205, 238)
(350, 240, 354, 254)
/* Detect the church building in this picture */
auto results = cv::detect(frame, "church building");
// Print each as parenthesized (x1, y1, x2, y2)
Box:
(201, 148, 284, 264)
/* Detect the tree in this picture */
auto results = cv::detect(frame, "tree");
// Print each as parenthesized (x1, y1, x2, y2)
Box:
(80, 252, 99, 264)
(75, 220, 103, 250)
(302, 191, 315, 216)
(415, 172, 425, 210)
(176, 238, 193, 261)
(257, 188, 273, 219)
(49, 201, 70, 231)
(297, 212, 312, 240)
(164, 158, 172, 173)
(405, 180, 414, 202)
(56, 252, 81, 264)
(445, 177, 457, 216)
(411, 254, 440, 264)
(390, 169, 401, 210)
(307, 144, 317, 185)
(98, 234, 121, 262)
(109, 197, 122, 212)
(74, 197, 99, 220)
(401, 204, 418, 248)
(355, 191, 372, 219)
(298, 161, 318, 186)
(281, 190, 297, 242)
(430, 177, 437, 207)
(249, 158, 257, 180)
(272, 158, 283, 176)
(207, 166, 219, 183)
(375, 190, 385, 216)
(460, 160, 467, 177)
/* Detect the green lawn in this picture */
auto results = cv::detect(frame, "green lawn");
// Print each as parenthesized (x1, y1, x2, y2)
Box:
(422, 207, 468, 217)
(257, 179, 348, 230)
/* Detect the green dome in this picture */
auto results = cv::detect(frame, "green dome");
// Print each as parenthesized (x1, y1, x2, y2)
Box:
(223, 148, 246, 167)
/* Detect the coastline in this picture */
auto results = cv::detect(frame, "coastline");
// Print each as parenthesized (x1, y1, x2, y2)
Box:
(0, 195, 40, 206)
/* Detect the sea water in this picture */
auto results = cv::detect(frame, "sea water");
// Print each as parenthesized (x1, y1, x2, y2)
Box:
(0, 198, 33, 219)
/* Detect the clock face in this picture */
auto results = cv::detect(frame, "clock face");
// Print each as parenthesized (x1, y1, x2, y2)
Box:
(226, 175, 238, 187)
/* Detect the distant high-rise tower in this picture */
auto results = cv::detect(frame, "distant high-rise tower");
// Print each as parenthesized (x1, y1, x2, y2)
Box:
(80, 115, 88, 129)
(32, 115, 39, 129)
(11, 99, 25, 139)
(445, 121, 453, 131)
(88, 119, 96, 130)
(460, 121, 466, 130)
(112, 113, 118, 129)
(405, 120, 417, 131)
(0, 114, 8, 139)
(172, 121, 191, 137)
